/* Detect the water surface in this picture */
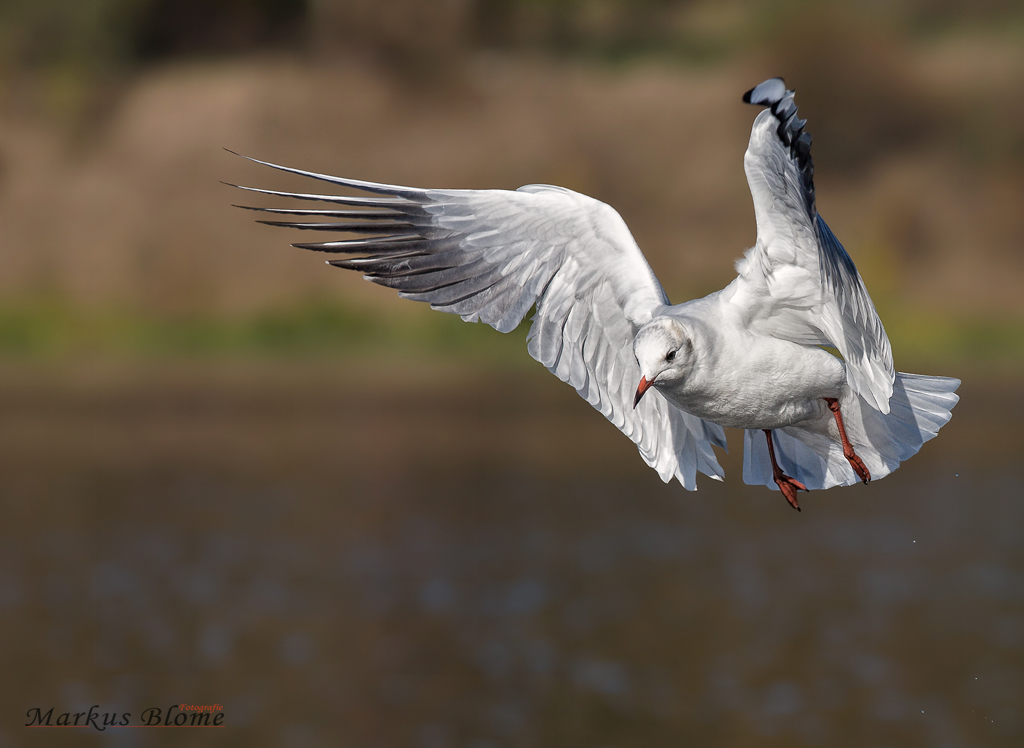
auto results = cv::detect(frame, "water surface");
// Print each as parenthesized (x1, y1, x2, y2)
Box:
(2, 360, 1019, 747)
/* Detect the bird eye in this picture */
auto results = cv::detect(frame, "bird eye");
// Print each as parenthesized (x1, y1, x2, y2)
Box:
(666, 350, 676, 362)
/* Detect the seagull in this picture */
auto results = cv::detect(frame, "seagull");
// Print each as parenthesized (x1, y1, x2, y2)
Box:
(229, 77, 959, 510)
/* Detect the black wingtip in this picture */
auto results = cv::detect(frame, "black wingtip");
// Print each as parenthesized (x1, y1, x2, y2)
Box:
(326, 259, 361, 269)
(743, 77, 787, 107)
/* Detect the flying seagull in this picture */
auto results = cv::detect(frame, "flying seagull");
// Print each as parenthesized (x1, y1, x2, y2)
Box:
(229, 77, 959, 510)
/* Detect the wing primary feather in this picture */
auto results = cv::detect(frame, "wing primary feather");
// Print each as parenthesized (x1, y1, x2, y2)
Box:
(235, 205, 408, 219)
(327, 252, 463, 276)
(742, 77, 786, 106)
(257, 220, 418, 233)
(292, 236, 425, 253)
(224, 182, 415, 209)
(225, 150, 428, 200)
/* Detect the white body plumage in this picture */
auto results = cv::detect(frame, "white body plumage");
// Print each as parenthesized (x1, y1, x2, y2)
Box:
(635, 292, 847, 431)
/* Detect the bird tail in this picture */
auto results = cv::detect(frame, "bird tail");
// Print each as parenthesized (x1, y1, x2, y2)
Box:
(742, 373, 960, 491)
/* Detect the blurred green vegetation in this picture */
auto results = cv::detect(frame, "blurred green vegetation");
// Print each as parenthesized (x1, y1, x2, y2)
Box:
(0, 297, 530, 362)
(0, 297, 1018, 373)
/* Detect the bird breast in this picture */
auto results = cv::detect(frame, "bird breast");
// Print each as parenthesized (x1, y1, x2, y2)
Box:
(657, 326, 847, 431)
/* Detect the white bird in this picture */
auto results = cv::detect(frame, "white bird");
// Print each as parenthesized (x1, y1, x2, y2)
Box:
(230, 77, 959, 510)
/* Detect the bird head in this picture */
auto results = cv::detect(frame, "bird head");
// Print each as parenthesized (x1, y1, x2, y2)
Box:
(633, 317, 694, 408)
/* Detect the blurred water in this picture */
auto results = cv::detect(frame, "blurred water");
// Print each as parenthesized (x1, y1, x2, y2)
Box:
(1, 360, 1020, 747)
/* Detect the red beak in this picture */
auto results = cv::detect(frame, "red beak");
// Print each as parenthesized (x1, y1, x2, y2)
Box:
(634, 376, 654, 408)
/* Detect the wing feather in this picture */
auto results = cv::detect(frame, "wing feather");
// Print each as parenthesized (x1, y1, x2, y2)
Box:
(233, 155, 726, 488)
(736, 79, 895, 412)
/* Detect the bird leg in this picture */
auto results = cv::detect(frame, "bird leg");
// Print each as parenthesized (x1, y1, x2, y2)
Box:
(824, 397, 870, 484)
(763, 429, 807, 511)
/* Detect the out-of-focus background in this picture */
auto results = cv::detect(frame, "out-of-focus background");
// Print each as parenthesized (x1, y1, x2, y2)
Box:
(1, 1, 1022, 746)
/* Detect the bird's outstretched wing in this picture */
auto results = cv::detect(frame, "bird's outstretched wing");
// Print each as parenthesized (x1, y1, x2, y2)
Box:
(229, 155, 726, 488)
(732, 78, 894, 412)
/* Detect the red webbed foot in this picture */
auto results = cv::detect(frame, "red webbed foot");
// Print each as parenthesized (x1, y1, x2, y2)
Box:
(763, 429, 808, 511)
(775, 472, 808, 511)
(824, 397, 871, 484)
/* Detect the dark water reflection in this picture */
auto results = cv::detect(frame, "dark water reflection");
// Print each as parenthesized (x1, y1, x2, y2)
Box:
(1, 360, 1021, 747)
